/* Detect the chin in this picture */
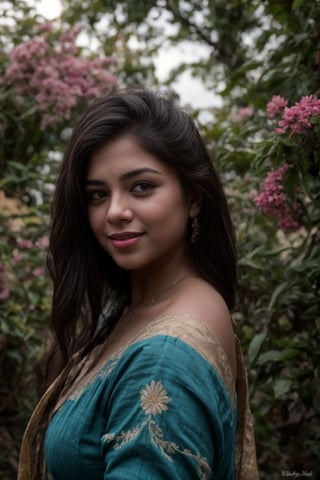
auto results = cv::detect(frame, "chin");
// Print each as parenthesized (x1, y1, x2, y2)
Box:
(110, 258, 146, 272)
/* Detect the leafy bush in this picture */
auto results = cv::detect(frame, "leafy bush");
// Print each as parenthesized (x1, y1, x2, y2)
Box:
(0, 193, 51, 476)
(0, 9, 117, 477)
(207, 92, 320, 477)
(246, 94, 320, 477)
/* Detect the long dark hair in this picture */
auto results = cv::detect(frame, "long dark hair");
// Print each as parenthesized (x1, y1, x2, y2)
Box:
(46, 87, 237, 379)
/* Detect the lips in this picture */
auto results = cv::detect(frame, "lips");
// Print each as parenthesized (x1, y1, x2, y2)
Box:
(107, 231, 145, 249)
(108, 232, 144, 240)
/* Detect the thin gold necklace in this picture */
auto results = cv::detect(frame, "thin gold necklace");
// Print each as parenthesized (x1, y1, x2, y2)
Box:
(139, 276, 190, 308)
(108, 276, 192, 344)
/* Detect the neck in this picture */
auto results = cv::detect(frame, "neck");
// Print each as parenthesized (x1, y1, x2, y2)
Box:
(129, 257, 198, 308)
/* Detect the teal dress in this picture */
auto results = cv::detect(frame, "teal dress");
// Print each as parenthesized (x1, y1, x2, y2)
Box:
(44, 314, 237, 479)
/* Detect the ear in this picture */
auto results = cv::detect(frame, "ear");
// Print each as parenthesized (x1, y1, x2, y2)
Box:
(189, 198, 201, 218)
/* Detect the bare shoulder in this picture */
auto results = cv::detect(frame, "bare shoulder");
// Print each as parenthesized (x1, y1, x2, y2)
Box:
(171, 277, 237, 381)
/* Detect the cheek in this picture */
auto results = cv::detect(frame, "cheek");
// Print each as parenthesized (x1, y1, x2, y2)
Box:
(87, 208, 103, 235)
(149, 196, 189, 230)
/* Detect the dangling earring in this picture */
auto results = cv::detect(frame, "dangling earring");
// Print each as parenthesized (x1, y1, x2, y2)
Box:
(191, 215, 199, 243)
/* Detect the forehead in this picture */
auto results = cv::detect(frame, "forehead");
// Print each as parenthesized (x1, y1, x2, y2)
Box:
(86, 135, 171, 178)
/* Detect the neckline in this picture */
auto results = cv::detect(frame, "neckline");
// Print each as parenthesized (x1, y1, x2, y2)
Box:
(52, 312, 236, 415)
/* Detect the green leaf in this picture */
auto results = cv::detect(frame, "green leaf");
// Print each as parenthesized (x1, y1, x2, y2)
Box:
(238, 246, 265, 270)
(248, 332, 267, 364)
(257, 350, 283, 365)
(262, 247, 290, 257)
(310, 114, 320, 125)
(268, 283, 288, 311)
(292, 0, 305, 10)
(6, 349, 23, 363)
(238, 257, 264, 270)
(257, 348, 297, 365)
(273, 379, 291, 398)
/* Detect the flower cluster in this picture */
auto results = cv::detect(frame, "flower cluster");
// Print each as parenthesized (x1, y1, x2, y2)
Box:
(267, 95, 320, 135)
(1, 226, 50, 303)
(254, 164, 301, 231)
(235, 107, 253, 121)
(266, 95, 288, 118)
(13, 235, 48, 277)
(5, 24, 117, 128)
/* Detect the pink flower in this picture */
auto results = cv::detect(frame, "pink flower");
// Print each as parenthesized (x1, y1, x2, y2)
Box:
(35, 236, 49, 249)
(8, 37, 48, 62)
(17, 238, 33, 249)
(32, 267, 45, 278)
(0, 285, 10, 301)
(12, 249, 22, 265)
(36, 22, 54, 33)
(273, 127, 286, 134)
(274, 95, 320, 135)
(59, 27, 81, 47)
(5, 25, 117, 128)
(267, 96, 288, 118)
(254, 164, 301, 231)
(235, 107, 253, 121)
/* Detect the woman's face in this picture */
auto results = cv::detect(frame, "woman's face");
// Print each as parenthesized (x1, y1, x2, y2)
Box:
(85, 135, 198, 273)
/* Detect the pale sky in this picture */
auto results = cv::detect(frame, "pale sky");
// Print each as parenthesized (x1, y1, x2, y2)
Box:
(34, 0, 217, 110)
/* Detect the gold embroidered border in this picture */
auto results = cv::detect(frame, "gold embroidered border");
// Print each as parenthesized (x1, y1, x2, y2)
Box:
(132, 313, 236, 406)
(64, 312, 236, 407)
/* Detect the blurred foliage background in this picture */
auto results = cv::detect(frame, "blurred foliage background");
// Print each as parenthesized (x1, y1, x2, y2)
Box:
(0, 0, 319, 478)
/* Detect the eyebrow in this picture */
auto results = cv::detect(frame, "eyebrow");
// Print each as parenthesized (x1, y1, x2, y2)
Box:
(86, 167, 164, 185)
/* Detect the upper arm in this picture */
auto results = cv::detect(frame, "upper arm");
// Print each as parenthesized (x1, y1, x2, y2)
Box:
(170, 280, 237, 381)
(101, 336, 236, 479)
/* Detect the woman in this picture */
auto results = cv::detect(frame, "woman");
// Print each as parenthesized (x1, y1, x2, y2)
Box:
(18, 88, 258, 479)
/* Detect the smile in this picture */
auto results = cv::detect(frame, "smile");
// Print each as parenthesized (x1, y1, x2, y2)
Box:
(108, 232, 145, 249)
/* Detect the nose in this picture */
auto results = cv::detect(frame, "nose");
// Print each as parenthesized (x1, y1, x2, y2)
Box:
(106, 192, 134, 224)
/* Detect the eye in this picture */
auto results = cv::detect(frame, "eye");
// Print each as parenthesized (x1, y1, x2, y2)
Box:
(131, 182, 155, 193)
(86, 190, 108, 202)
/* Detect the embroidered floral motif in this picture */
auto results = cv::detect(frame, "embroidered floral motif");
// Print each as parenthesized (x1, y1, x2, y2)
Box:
(101, 380, 212, 480)
(69, 356, 122, 401)
(103, 422, 148, 449)
(140, 380, 170, 415)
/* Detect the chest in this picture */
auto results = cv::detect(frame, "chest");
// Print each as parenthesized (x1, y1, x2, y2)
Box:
(45, 362, 115, 479)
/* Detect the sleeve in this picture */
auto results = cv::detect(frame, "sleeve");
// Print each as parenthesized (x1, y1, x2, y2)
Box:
(100, 335, 236, 480)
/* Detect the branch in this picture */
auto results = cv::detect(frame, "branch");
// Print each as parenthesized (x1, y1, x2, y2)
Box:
(164, 0, 218, 49)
